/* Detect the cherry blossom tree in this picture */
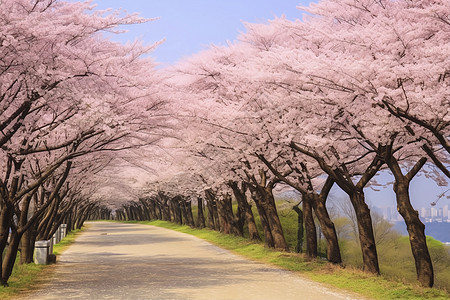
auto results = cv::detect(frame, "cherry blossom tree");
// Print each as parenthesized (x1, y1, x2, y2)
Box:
(160, 0, 448, 286)
(0, 0, 164, 286)
(164, 54, 293, 250)
(282, 0, 449, 286)
(300, 0, 449, 179)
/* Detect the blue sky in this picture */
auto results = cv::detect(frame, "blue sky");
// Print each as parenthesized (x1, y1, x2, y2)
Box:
(92, 0, 309, 65)
(90, 0, 449, 210)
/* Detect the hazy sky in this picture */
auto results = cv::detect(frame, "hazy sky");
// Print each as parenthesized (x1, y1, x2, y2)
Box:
(92, 0, 309, 65)
(90, 0, 449, 210)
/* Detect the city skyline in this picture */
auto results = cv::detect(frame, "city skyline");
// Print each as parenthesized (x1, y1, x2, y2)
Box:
(374, 204, 450, 223)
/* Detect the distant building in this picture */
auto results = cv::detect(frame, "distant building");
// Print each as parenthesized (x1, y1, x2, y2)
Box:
(378, 205, 450, 223)
(420, 207, 429, 219)
(431, 207, 438, 218)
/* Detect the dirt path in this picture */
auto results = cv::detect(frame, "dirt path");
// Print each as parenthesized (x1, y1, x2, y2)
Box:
(20, 222, 362, 300)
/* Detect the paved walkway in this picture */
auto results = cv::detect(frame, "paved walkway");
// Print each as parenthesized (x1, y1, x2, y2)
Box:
(20, 222, 361, 300)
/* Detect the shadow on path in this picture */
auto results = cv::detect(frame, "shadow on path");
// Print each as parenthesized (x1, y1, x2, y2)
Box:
(19, 222, 359, 300)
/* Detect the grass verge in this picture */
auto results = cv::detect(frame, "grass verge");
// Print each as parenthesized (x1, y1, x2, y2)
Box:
(0, 227, 85, 300)
(131, 220, 450, 300)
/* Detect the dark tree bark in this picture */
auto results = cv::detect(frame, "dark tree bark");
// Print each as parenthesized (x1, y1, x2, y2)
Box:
(158, 193, 171, 222)
(139, 198, 151, 220)
(247, 169, 288, 251)
(4, 190, 54, 283)
(216, 193, 242, 236)
(145, 199, 156, 220)
(349, 190, 379, 274)
(205, 189, 219, 231)
(20, 223, 37, 264)
(228, 181, 261, 241)
(181, 199, 195, 227)
(196, 197, 206, 229)
(250, 185, 275, 248)
(292, 204, 304, 253)
(2, 231, 21, 284)
(262, 186, 289, 251)
(216, 197, 231, 234)
(383, 149, 434, 287)
(2, 161, 72, 285)
(170, 197, 183, 225)
(0, 202, 14, 286)
(310, 181, 342, 263)
(302, 194, 317, 259)
(381, 99, 450, 178)
(290, 142, 380, 274)
(133, 203, 145, 221)
(153, 199, 162, 220)
(205, 194, 216, 229)
(257, 155, 340, 262)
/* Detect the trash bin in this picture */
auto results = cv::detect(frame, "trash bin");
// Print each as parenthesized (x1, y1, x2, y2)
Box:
(35, 240, 51, 264)
(49, 238, 54, 255)
(55, 225, 62, 244)
(60, 224, 67, 239)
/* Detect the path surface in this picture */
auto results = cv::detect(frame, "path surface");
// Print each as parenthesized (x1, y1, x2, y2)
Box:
(20, 222, 362, 300)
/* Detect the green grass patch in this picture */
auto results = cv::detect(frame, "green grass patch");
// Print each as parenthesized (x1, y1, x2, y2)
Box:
(53, 228, 83, 255)
(132, 220, 450, 300)
(0, 262, 47, 299)
(0, 227, 85, 299)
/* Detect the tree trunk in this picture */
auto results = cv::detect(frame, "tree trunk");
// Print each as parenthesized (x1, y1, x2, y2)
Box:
(216, 199, 231, 234)
(205, 196, 216, 230)
(148, 199, 158, 220)
(384, 153, 433, 287)
(217, 194, 242, 236)
(2, 231, 21, 284)
(229, 181, 261, 241)
(160, 197, 171, 222)
(303, 194, 317, 259)
(256, 154, 339, 261)
(20, 224, 37, 264)
(0, 202, 13, 286)
(171, 197, 183, 224)
(350, 191, 379, 274)
(139, 199, 151, 220)
(263, 187, 289, 251)
(394, 179, 434, 287)
(156, 193, 171, 222)
(154, 201, 162, 220)
(196, 197, 206, 229)
(3, 192, 34, 283)
(212, 200, 220, 231)
(181, 200, 195, 227)
(249, 185, 275, 249)
(311, 194, 342, 264)
(205, 190, 218, 230)
(76, 204, 95, 229)
(292, 205, 304, 253)
(289, 141, 381, 271)
(134, 204, 145, 221)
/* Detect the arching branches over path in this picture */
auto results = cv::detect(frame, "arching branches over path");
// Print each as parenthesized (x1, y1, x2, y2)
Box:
(146, 0, 449, 288)
(0, 0, 166, 286)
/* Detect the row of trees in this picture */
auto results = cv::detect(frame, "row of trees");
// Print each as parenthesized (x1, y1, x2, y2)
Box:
(1, 0, 448, 291)
(126, 0, 448, 289)
(0, 0, 164, 286)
